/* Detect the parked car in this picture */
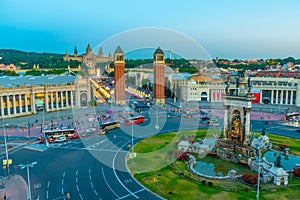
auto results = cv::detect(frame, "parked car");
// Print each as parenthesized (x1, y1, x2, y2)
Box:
(54, 136, 67, 143)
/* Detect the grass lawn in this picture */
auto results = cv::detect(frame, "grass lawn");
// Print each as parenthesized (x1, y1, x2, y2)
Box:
(128, 130, 300, 200)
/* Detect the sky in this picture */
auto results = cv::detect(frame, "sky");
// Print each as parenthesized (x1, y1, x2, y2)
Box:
(0, 0, 300, 59)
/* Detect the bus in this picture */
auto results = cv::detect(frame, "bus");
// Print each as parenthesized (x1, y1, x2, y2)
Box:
(44, 129, 76, 139)
(124, 116, 145, 126)
(100, 121, 120, 130)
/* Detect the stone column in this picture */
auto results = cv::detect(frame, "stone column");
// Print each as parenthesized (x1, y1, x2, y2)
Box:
(290, 90, 294, 105)
(76, 90, 80, 108)
(60, 91, 64, 108)
(285, 90, 289, 105)
(6, 95, 11, 116)
(280, 90, 283, 105)
(50, 92, 54, 110)
(55, 92, 59, 109)
(275, 90, 278, 104)
(271, 90, 274, 104)
(70, 90, 74, 108)
(244, 108, 251, 145)
(30, 92, 36, 113)
(259, 91, 263, 103)
(25, 94, 28, 113)
(0, 96, 4, 117)
(12, 95, 17, 115)
(45, 92, 49, 111)
(66, 91, 69, 107)
(19, 94, 22, 114)
(224, 105, 229, 139)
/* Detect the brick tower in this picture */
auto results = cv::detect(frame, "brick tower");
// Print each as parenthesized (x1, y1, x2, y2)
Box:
(153, 47, 165, 105)
(114, 46, 126, 105)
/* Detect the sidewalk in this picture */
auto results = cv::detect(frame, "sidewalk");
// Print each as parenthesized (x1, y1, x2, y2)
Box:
(0, 175, 27, 200)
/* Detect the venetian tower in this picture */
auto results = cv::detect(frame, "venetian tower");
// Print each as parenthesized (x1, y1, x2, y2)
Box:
(153, 47, 165, 106)
(114, 46, 126, 105)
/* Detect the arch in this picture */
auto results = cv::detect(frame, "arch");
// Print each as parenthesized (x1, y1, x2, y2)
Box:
(201, 92, 208, 101)
(80, 93, 88, 106)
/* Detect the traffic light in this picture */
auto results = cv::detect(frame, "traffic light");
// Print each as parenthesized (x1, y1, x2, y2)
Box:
(66, 193, 70, 199)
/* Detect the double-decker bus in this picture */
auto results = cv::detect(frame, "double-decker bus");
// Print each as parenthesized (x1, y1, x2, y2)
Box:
(100, 121, 120, 130)
(44, 129, 76, 139)
(124, 116, 145, 126)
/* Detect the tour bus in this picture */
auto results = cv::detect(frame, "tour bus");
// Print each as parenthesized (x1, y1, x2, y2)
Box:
(100, 121, 120, 130)
(44, 128, 76, 139)
(124, 116, 145, 126)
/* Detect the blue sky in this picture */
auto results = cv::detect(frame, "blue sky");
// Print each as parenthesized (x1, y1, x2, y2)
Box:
(0, 0, 300, 59)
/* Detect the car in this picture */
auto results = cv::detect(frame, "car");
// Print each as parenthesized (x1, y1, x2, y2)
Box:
(69, 134, 80, 139)
(39, 137, 52, 144)
(54, 136, 67, 143)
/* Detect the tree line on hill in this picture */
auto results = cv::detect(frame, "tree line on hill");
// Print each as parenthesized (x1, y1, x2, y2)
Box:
(0, 49, 80, 69)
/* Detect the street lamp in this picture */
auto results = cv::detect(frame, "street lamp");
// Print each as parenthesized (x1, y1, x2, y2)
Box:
(19, 161, 37, 200)
(255, 144, 262, 200)
(131, 118, 134, 172)
(1, 120, 10, 178)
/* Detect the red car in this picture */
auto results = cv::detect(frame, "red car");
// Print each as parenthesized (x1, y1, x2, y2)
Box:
(69, 134, 80, 139)
(39, 137, 52, 144)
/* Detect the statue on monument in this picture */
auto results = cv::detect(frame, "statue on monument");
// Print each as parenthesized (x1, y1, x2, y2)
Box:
(231, 118, 241, 142)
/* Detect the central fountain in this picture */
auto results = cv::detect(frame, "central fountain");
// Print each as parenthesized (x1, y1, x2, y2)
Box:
(214, 71, 255, 164)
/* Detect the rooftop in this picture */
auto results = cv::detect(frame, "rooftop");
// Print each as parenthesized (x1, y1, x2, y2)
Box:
(0, 75, 77, 88)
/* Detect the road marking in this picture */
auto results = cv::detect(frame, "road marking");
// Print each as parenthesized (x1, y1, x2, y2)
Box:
(76, 170, 78, 176)
(117, 188, 146, 200)
(79, 193, 83, 200)
(62, 187, 64, 195)
(50, 145, 128, 152)
(102, 167, 119, 198)
(34, 183, 41, 189)
(46, 180, 50, 199)
(94, 189, 99, 196)
(76, 185, 79, 191)
(76, 177, 78, 183)
(63, 171, 65, 177)
(89, 168, 91, 174)
(62, 179, 64, 185)
(90, 182, 94, 188)
(89, 175, 92, 180)
(112, 143, 139, 199)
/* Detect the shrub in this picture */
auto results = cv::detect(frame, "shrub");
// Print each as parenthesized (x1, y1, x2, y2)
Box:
(201, 180, 206, 185)
(293, 167, 300, 178)
(279, 144, 289, 150)
(208, 182, 213, 187)
(173, 150, 189, 161)
(244, 186, 250, 192)
(242, 172, 258, 185)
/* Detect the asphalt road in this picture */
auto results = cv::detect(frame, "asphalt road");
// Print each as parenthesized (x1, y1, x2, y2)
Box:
(1, 105, 300, 200)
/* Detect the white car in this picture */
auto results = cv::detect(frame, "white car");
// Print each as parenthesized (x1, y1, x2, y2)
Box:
(54, 136, 67, 143)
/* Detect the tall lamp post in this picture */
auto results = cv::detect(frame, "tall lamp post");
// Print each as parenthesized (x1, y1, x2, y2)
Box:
(255, 143, 262, 200)
(1, 120, 10, 178)
(19, 161, 37, 200)
(131, 118, 134, 172)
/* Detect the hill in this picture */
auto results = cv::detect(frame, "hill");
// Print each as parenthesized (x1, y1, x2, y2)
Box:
(0, 49, 80, 69)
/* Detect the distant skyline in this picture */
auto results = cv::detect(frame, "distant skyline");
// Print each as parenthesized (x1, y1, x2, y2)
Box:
(1, 0, 300, 60)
